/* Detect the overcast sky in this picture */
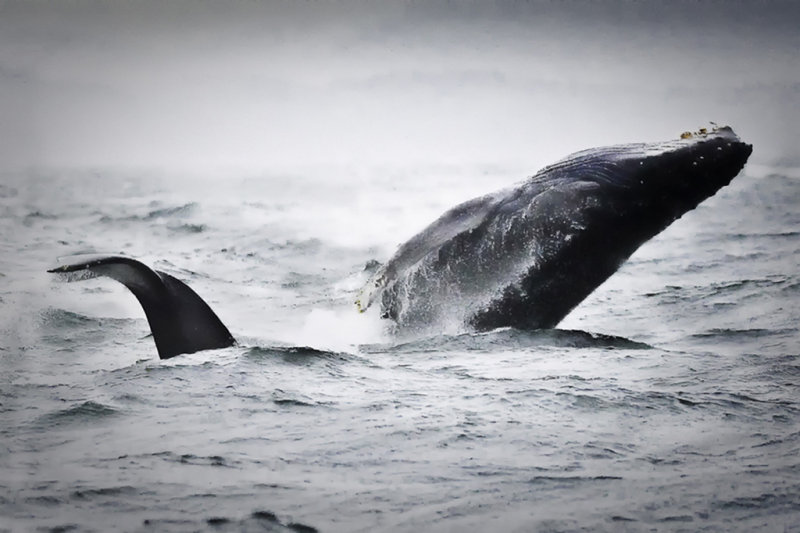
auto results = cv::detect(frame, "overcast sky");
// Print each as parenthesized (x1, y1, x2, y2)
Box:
(1, 0, 798, 171)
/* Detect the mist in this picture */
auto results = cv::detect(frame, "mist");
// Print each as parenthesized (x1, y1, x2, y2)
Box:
(2, 0, 798, 172)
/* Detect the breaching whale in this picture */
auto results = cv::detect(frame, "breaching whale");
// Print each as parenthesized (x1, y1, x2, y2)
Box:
(50, 126, 751, 358)
(356, 126, 752, 334)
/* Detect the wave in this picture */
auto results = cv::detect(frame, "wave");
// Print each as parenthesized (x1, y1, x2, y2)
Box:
(39, 308, 97, 327)
(141, 510, 318, 533)
(39, 308, 133, 338)
(22, 492, 320, 533)
(645, 276, 794, 303)
(97, 202, 197, 223)
(37, 401, 120, 427)
(691, 327, 796, 341)
(362, 328, 651, 354)
(150, 451, 233, 467)
(245, 345, 350, 362)
(527, 475, 623, 486)
(714, 491, 800, 512)
(143, 203, 197, 220)
(71, 485, 138, 500)
(94, 202, 208, 234)
(167, 222, 206, 234)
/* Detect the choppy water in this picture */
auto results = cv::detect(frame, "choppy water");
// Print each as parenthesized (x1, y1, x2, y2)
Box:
(1, 163, 799, 532)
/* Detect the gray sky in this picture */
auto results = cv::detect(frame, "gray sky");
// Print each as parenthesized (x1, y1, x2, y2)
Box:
(1, 0, 798, 171)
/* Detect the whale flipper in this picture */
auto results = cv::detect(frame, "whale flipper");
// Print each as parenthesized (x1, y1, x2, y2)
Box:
(49, 255, 235, 359)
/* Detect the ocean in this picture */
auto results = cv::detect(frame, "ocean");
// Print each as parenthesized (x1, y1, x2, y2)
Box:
(1, 161, 799, 532)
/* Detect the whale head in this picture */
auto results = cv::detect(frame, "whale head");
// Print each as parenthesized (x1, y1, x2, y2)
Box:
(553, 125, 753, 233)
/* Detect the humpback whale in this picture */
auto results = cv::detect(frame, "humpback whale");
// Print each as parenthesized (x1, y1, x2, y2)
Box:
(357, 126, 752, 334)
(48, 255, 235, 359)
(50, 127, 751, 357)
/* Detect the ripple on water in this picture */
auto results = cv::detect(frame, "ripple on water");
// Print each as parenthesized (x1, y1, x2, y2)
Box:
(363, 328, 652, 354)
(691, 327, 794, 341)
(36, 401, 120, 428)
(245, 345, 350, 363)
(97, 202, 197, 224)
(136, 510, 318, 533)
(148, 451, 235, 468)
(71, 485, 138, 501)
(167, 222, 206, 234)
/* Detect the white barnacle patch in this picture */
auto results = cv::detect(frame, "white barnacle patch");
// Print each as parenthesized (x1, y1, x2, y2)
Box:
(355, 275, 383, 313)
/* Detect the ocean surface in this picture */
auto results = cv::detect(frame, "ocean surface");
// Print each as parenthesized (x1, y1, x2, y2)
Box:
(1, 161, 799, 532)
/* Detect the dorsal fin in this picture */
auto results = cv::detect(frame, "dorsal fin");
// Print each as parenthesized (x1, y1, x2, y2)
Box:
(49, 255, 235, 359)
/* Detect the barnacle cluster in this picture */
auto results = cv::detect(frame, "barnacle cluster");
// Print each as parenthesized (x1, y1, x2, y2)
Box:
(679, 123, 724, 140)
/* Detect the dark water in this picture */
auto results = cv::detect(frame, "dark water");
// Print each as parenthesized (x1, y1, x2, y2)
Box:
(1, 164, 799, 532)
